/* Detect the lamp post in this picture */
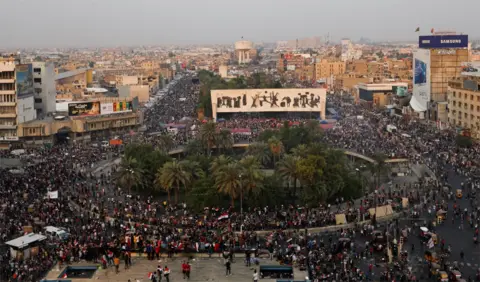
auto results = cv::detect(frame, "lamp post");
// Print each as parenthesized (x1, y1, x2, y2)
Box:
(239, 173, 243, 233)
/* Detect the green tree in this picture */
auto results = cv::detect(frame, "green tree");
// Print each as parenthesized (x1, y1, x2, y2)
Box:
(456, 134, 473, 148)
(199, 121, 217, 156)
(367, 153, 389, 191)
(245, 142, 271, 167)
(157, 159, 188, 204)
(210, 154, 233, 176)
(268, 136, 284, 168)
(117, 156, 144, 194)
(216, 129, 233, 154)
(239, 155, 264, 197)
(215, 161, 243, 207)
(156, 134, 175, 153)
(179, 160, 205, 195)
(277, 154, 301, 201)
(185, 139, 204, 157)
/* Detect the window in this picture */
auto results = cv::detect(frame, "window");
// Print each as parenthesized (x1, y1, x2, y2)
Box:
(472, 95, 474, 101)
(34, 98, 42, 103)
(453, 91, 456, 97)
(471, 105, 474, 111)
(33, 68, 41, 74)
(33, 78, 42, 84)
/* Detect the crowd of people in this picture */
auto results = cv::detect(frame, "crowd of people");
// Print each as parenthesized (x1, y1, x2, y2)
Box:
(1, 72, 480, 281)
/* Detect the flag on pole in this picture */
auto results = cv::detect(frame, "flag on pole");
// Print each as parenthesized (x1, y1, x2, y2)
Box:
(148, 272, 153, 279)
(427, 238, 434, 249)
(415, 27, 420, 32)
(62, 273, 68, 279)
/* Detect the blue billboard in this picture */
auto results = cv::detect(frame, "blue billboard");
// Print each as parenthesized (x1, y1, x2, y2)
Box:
(419, 35, 468, 49)
(16, 64, 34, 98)
(414, 59, 427, 84)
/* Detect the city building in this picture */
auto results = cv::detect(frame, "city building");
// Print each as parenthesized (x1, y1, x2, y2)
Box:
(115, 75, 138, 86)
(410, 33, 469, 121)
(447, 63, 480, 138)
(0, 56, 38, 149)
(234, 40, 255, 64)
(334, 74, 370, 92)
(31, 62, 56, 115)
(219, 65, 228, 78)
(315, 58, 346, 81)
(19, 97, 142, 146)
(55, 68, 93, 95)
(118, 85, 149, 103)
(355, 82, 409, 108)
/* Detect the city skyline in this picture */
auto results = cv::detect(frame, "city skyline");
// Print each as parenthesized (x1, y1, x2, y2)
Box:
(1, 0, 479, 48)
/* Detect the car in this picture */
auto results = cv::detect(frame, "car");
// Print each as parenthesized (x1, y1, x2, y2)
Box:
(44, 226, 69, 241)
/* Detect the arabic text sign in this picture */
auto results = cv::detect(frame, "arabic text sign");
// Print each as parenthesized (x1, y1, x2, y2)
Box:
(211, 88, 326, 113)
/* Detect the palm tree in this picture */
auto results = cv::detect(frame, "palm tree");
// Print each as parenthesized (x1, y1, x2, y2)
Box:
(179, 160, 205, 193)
(117, 156, 144, 194)
(245, 142, 271, 167)
(277, 154, 300, 200)
(199, 121, 217, 156)
(268, 136, 284, 168)
(156, 159, 188, 204)
(368, 153, 389, 192)
(185, 139, 204, 157)
(210, 154, 233, 176)
(157, 134, 174, 152)
(291, 144, 309, 158)
(216, 129, 233, 154)
(239, 156, 264, 197)
(215, 161, 243, 207)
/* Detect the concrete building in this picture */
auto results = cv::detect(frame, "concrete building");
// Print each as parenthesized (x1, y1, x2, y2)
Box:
(0, 56, 19, 148)
(447, 74, 480, 138)
(0, 57, 39, 149)
(115, 75, 138, 86)
(118, 85, 149, 103)
(55, 68, 93, 95)
(219, 65, 228, 78)
(410, 33, 469, 121)
(31, 62, 56, 115)
(315, 59, 346, 81)
(235, 40, 255, 64)
(356, 82, 409, 108)
(334, 74, 370, 92)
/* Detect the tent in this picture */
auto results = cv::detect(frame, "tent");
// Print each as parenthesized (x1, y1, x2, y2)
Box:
(335, 213, 347, 225)
(368, 204, 394, 218)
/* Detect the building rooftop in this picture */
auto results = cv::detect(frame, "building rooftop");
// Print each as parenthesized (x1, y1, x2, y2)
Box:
(6, 233, 46, 249)
(55, 68, 90, 80)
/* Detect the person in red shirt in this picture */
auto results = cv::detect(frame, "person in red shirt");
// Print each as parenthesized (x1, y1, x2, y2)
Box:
(185, 262, 191, 279)
(181, 261, 187, 279)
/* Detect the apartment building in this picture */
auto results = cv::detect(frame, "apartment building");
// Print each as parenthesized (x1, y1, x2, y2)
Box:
(315, 58, 346, 81)
(0, 57, 18, 148)
(447, 75, 480, 138)
(32, 62, 56, 115)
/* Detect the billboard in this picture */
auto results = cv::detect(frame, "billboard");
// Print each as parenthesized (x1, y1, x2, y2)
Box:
(211, 88, 327, 119)
(410, 49, 431, 112)
(461, 62, 480, 77)
(100, 101, 133, 115)
(419, 35, 468, 49)
(16, 64, 34, 98)
(68, 102, 101, 116)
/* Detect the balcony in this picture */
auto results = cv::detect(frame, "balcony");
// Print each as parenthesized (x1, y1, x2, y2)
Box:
(0, 101, 16, 106)
(0, 124, 17, 130)
(0, 78, 15, 84)
(0, 113, 16, 118)
(0, 90, 15, 95)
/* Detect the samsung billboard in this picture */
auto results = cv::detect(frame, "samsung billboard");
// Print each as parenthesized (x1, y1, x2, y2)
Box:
(419, 35, 468, 49)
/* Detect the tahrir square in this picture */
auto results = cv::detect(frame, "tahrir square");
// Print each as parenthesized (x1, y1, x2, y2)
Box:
(210, 88, 327, 120)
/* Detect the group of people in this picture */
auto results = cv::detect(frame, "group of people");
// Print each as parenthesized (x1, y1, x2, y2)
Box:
(2, 72, 480, 282)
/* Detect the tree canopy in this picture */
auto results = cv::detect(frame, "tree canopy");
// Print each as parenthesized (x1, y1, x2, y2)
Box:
(117, 119, 364, 211)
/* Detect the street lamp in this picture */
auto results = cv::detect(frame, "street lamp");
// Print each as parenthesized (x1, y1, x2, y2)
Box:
(239, 173, 243, 233)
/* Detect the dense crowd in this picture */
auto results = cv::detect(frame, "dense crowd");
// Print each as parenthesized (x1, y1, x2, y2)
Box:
(2, 73, 480, 281)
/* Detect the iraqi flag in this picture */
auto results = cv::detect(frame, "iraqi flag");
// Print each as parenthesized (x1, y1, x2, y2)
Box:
(218, 212, 229, 221)
(62, 273, 68, 279)
(148, 272, 153, 279)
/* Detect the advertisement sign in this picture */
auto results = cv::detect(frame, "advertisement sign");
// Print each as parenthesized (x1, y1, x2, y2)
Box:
(410, 49, 431, 112)
(68, 102, 101, 116)
(461, 62, 480, 77)
(211, 88, 327, 119)
(0, 136, 19, 141)
(419, 35, 468, 49)
(16, 64, 34, 98)
(100, 101, 132, 115)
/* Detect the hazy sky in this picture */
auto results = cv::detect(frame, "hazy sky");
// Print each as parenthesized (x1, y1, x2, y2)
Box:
(1, 0, 478, 48)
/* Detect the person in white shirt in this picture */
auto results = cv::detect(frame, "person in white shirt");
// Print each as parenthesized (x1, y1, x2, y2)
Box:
(253, 269, 259, 282)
